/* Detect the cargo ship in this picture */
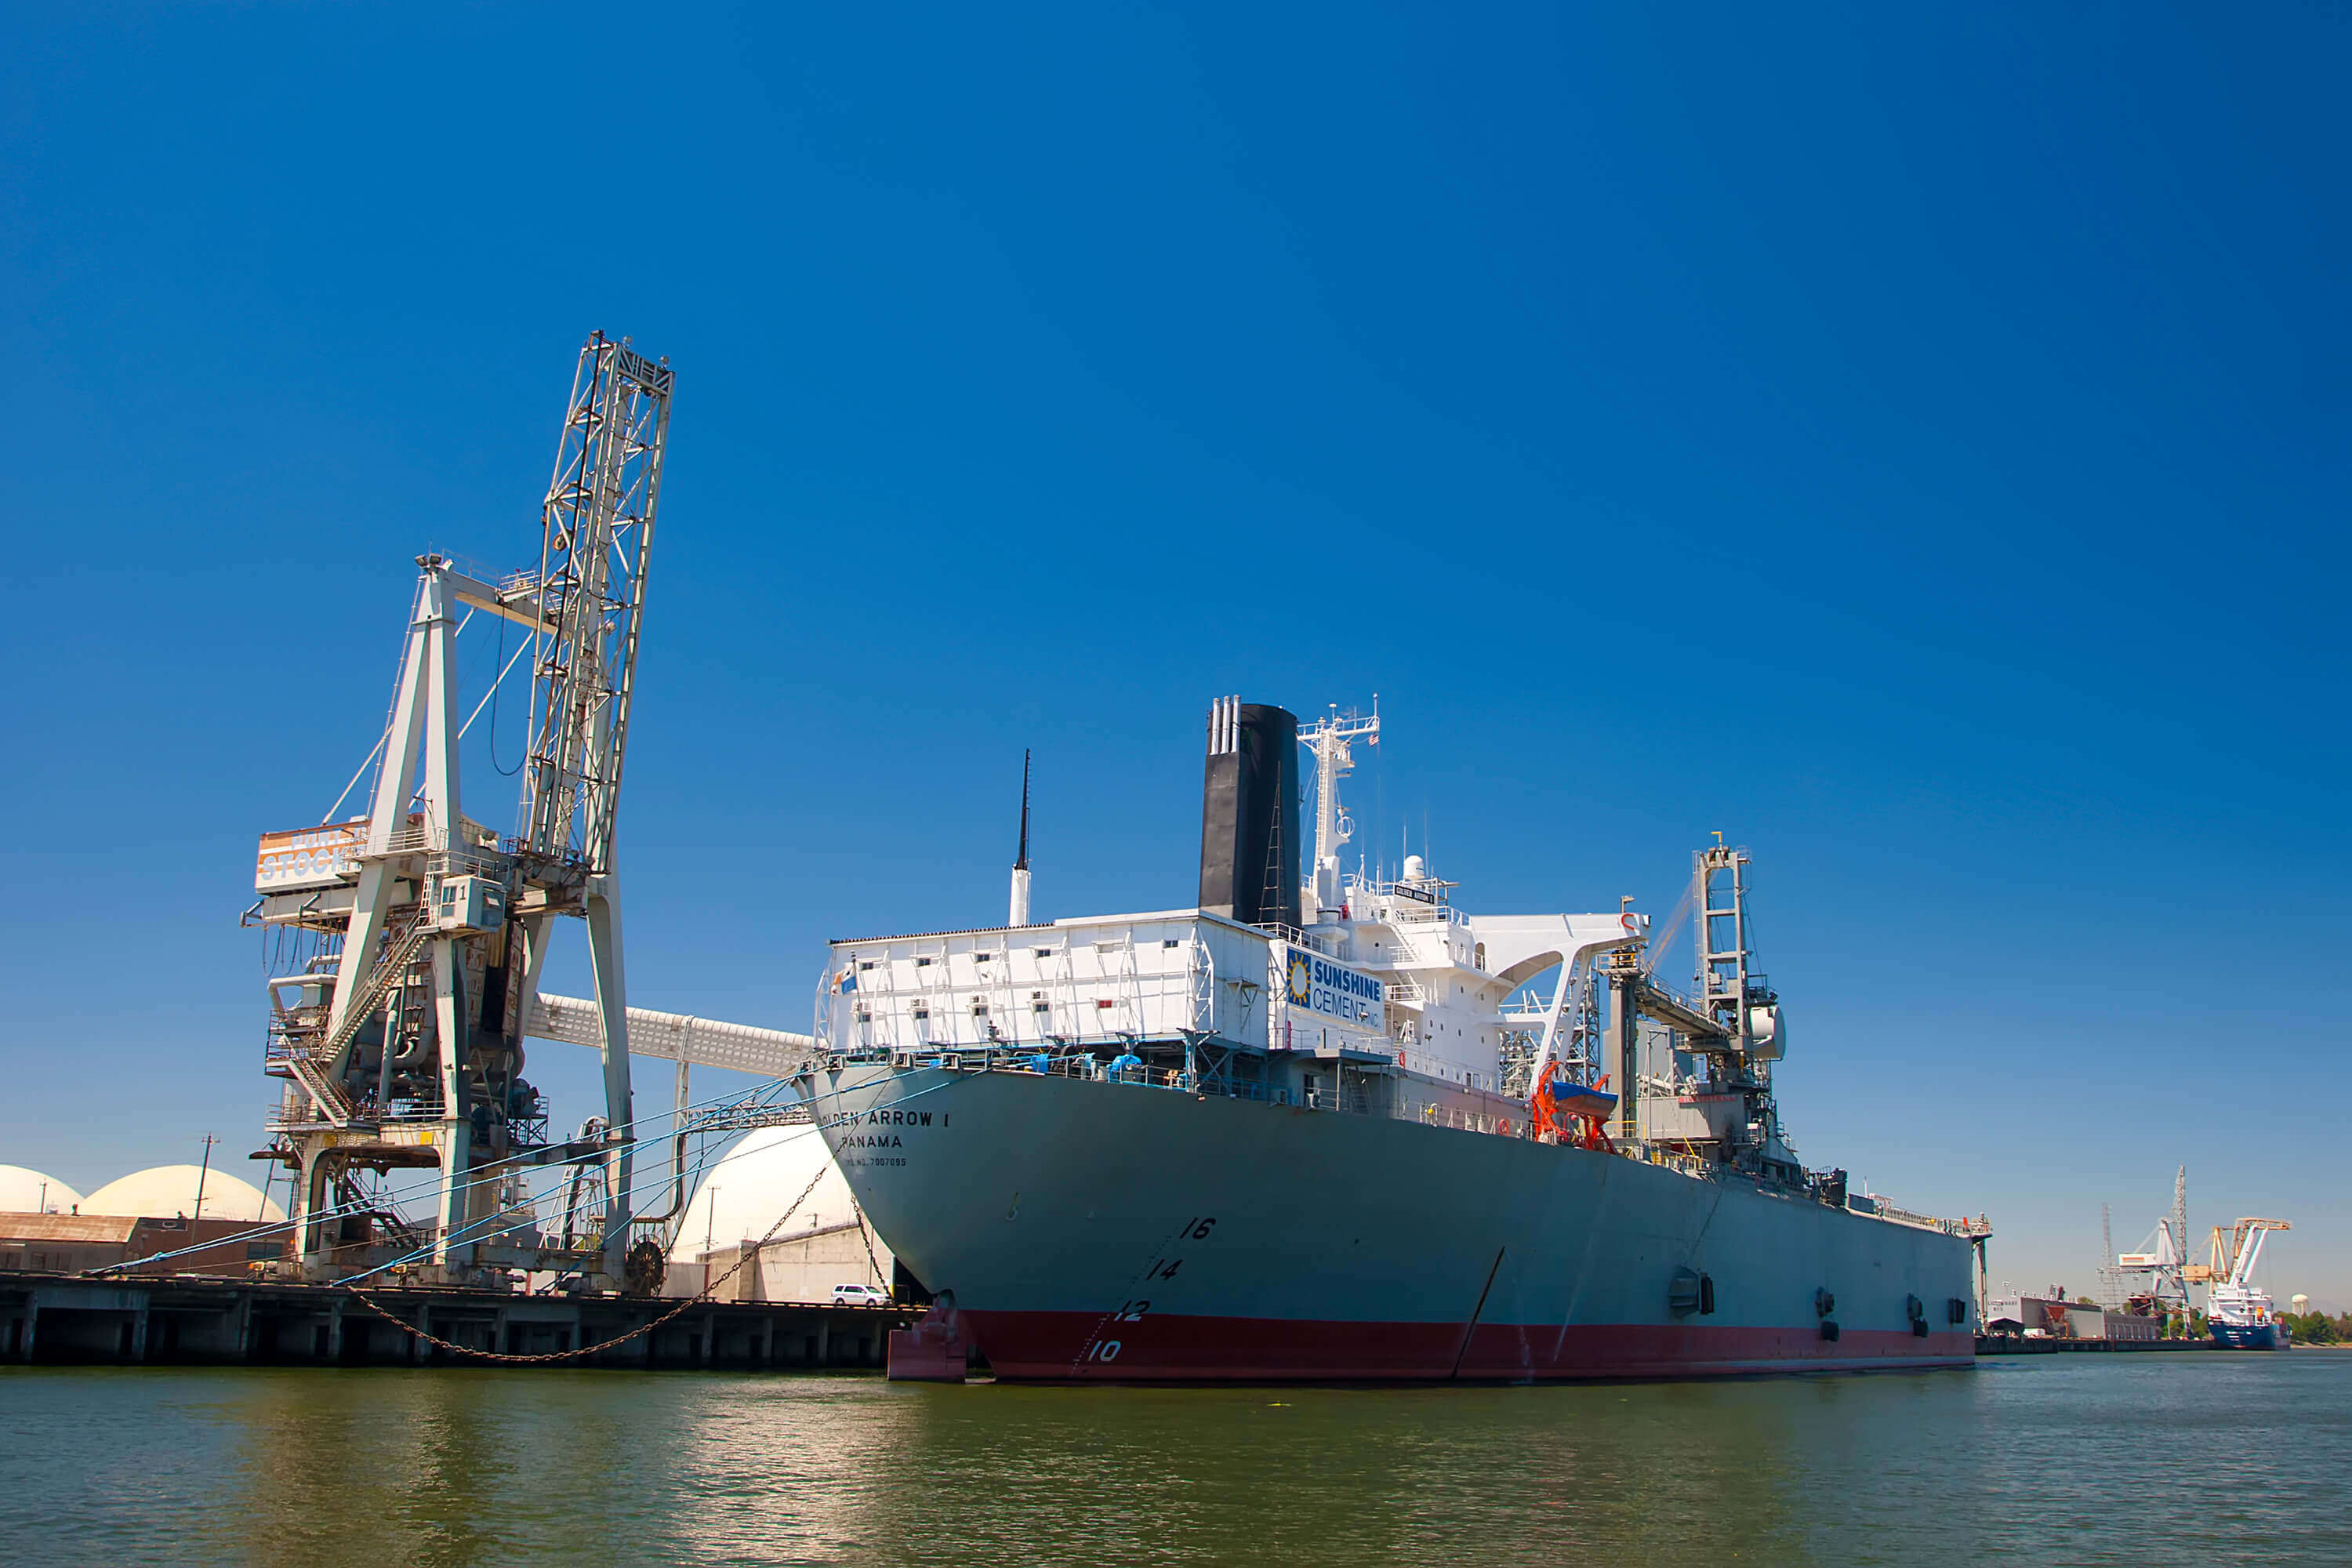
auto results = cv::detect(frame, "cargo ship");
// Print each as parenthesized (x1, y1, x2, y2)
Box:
(803, 699, 1989, 1381)
(2205, 1218, 2292, 1349)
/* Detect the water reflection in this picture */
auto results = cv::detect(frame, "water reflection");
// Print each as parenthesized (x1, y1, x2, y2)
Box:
(5, 1358, 2350, 1565)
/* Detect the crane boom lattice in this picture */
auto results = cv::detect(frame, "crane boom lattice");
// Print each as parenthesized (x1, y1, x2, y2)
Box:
(523, 334, 673, 879)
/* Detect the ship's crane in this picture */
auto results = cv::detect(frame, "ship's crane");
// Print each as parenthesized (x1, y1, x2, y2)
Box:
(251, 334, 679, 1288)
(1638, 881, 1694, 981)
(1598, 841, 1787, 1163)
(2210, 1218, 2291, 1291)
(2198, 1217, 2292, 1343)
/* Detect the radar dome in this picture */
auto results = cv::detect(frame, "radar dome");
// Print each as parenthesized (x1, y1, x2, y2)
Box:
(676, 1125, 865, 1261)
(82, 1165, 286, 1222)
(0, 1165, 84, 1214)
(1403, 854, 1427, 881)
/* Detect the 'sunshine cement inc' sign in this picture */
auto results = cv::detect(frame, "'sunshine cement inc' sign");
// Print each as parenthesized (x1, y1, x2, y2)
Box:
(1283, 945, 1385, 1033)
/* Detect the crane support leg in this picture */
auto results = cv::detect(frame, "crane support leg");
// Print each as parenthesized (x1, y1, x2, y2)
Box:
(586, 874, 634, 1282)
(430, 937, 474, 1269)
(324, 575, 442, 1054)
(511, 914, 553, 1035)
(295, 1143, 333, 1281)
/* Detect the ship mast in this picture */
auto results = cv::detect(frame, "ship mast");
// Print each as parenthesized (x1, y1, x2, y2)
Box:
(1298, 699, 1378, 920)
(1009, 750, 1033, 926)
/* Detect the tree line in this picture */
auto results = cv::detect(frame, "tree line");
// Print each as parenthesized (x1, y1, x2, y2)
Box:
(2285, 1311, 2349, 1345)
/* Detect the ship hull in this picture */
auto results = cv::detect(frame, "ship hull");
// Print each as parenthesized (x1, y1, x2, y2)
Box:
(2211, 1321, 2289, 1350)
(809, 1064, 1976, 1382)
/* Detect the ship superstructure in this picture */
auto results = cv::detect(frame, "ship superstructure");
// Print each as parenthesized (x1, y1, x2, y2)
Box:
(805, 698, 1990, 1381)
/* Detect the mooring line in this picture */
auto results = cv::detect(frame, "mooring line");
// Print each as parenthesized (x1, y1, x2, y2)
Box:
(343, 1163, 829, 1365)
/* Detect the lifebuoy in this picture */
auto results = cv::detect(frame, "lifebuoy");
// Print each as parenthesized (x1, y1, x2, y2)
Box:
(1499, 1117, 1513, 1138)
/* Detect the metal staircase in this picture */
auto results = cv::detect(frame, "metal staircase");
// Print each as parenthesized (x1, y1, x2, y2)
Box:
(281, 906, 437, 1127)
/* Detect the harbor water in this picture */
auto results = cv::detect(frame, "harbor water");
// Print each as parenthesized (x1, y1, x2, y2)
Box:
(3, 1353, 2347, 1565)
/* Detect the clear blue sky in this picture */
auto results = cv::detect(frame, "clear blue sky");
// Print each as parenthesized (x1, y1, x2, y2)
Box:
(2, 5, 2343, 1305)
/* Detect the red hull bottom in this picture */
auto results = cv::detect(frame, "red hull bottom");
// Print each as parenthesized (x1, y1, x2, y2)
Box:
(967, 1310, 1975, 1382)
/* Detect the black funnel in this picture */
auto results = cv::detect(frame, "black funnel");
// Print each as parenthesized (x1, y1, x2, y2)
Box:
(1198, 697, 1300, 930)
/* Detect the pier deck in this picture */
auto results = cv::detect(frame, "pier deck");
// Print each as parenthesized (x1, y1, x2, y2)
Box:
(0, 1270, 918, 1370)
(1976, 1333, 2224, 1354)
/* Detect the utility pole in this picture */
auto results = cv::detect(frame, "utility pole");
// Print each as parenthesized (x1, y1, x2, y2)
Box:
(194, 1134, 217, 1222)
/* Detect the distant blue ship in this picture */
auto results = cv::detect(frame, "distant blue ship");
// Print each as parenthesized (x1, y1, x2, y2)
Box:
(2210, 1316, 2289, 1351)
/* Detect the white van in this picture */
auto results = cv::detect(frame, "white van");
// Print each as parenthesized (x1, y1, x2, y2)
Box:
(831, 1283, 890, 1306)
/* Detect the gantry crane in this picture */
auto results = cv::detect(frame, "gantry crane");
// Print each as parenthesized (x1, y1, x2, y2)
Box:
(2116, 1166, 2195, 1331)
(252, 335, 681, 1287)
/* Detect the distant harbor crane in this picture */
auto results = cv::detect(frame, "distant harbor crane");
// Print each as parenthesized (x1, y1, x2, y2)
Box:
(2115, 1164, 2194, 1332)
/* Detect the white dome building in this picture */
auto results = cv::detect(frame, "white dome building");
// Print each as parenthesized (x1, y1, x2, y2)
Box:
(0, 1165, 83, 1214)
(669, 1124, 891, 1303)
(677, 1125, 863, 1258)
(82, 1165, 286, 1223)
